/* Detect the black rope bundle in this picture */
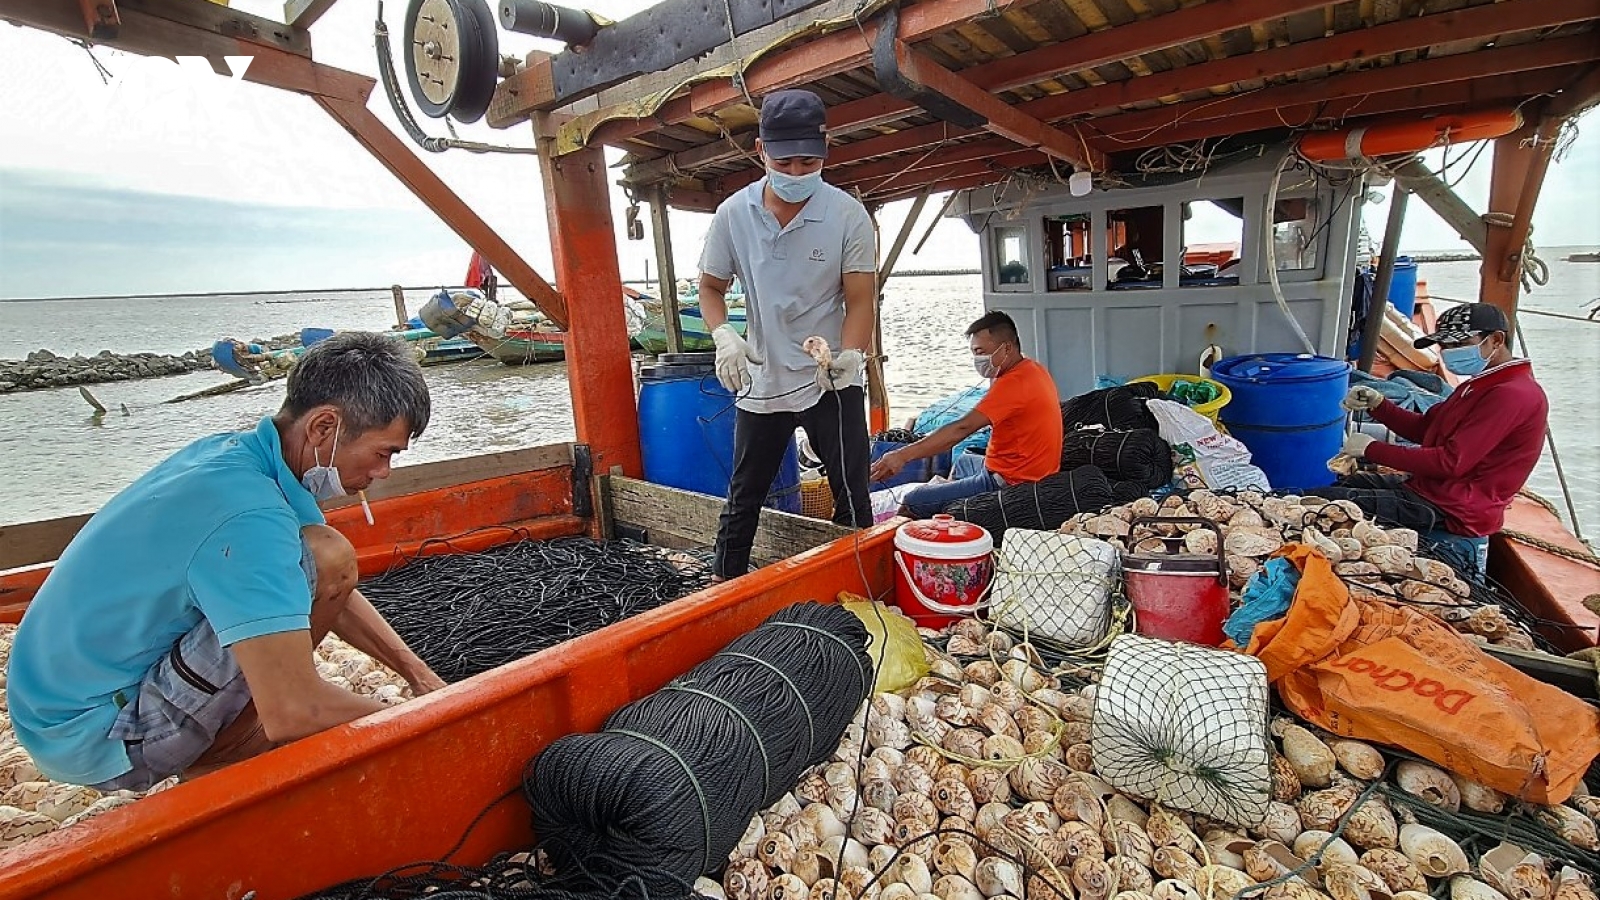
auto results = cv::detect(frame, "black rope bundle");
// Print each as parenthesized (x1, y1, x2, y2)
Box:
(946, 464, 1141, 542)
(1060, 427, 1174, 490)
(361, 537, 713, 682)
(1060, 383, 1161, 433)
(525, 601, 873, 896)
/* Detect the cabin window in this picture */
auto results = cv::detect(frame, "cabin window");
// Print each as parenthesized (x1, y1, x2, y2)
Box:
(1178, 198, 1245, 288)
(1106, 205, 1164, 290)
(1043, 214, 1092, 291)
(1272, 197, 1320, 271)
(992, 225, 1032, 291)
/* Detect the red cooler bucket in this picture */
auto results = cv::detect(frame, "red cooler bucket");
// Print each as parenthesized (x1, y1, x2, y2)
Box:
(892, 514, 995, 627)
(1121, 516, 1231, 646)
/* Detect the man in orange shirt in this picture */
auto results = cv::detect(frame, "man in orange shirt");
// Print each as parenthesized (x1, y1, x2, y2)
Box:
(870, 311, 1063, 517)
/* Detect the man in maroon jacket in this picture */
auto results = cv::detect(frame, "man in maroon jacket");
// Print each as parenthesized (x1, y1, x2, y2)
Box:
(1308, 302, 1548, 538)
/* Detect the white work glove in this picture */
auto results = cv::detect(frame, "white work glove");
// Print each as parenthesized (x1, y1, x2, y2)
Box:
(1342, 385, 1384, 412)
(815, 348, 865, 392)
(1342, 432, 1378, 459)
(712, 323, 763, 393)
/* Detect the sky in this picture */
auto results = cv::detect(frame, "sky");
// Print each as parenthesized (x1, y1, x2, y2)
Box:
(0, 0, 1597, 299)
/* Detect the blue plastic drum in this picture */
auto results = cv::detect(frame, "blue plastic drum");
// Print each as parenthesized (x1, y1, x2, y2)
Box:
(1210, 353, 1352, 490)
(637, 357, 801, 513)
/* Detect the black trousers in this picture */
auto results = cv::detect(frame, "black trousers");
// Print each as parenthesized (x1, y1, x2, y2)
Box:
(714, 386, 872, 577)
(1303, 473, 1448, 532)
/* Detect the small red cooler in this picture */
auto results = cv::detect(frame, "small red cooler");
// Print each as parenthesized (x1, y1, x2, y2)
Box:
(1121, 516, 1231, 646)
(892, 514, 995, 627)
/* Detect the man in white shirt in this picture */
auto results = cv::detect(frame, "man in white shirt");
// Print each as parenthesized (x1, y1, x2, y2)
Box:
(698, 89, 878, 578)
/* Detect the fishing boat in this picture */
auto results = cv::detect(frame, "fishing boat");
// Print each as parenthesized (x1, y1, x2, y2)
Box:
(0, 0, 1597, 895)
(1565, 251, 1600, 262)
(633, 305, 746, 353)
(461, 325, 568, 364)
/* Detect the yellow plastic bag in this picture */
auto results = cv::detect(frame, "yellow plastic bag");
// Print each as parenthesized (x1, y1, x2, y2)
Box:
(840, 594, 928, 693)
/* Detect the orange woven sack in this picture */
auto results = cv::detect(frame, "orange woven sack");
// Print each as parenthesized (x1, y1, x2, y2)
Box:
(1244, 544, 1600, 804)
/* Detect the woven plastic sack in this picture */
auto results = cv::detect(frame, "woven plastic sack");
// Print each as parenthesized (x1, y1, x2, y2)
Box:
(1092, 634, 1271, 827)
(988, 529, 1118, 647)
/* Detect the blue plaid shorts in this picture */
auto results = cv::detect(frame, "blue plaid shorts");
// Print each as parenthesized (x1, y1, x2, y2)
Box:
(92, 539, 317, 791)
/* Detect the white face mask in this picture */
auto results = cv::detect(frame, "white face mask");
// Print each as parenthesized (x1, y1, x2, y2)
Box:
(301, 421, 347, 501)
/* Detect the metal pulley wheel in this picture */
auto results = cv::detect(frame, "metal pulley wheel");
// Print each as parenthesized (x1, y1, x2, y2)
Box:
(403, 0, 499, 123)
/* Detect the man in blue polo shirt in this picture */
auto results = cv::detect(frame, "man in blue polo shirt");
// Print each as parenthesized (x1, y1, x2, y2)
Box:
(699, 88, 877, 578)
(6, 332, 445, 789)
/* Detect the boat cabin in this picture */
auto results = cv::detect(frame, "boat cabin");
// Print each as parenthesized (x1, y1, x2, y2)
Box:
(952, 152, 1360, 393)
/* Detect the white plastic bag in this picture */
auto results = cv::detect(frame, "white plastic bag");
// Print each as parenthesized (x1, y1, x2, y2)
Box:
(1147, 399, 1271, 491)
(988, 529, 1118, 647)
(1092, 634, 1272, 827)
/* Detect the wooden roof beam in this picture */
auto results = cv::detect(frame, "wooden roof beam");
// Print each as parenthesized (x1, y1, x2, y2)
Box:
(284, 0, 341, 30)
(1546, 62, 1600, 119)
(1098, 66, 1584, 150)
(835, 141, 1044, 192)
(1085, 34, 1600, 147)
(611, 0, 1346, 177)
(1024, 0, 1600, 124)
(884, 39, 1103, 171)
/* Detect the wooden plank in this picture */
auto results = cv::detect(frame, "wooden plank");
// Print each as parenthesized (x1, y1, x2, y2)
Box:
(322, 444, 575, 510)
(0, 514, 94, 572)
(603, 475, 851, 568)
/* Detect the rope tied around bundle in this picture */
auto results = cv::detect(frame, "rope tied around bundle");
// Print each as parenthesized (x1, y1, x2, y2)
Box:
(525, 602, 873, 897)
(946, 464, 1142, 542)
(1061, 427, 1175, 492)
(1060, 382, 1163, 433)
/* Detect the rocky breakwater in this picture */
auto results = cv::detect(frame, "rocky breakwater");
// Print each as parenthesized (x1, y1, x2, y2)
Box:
(0, 334, 302, 394)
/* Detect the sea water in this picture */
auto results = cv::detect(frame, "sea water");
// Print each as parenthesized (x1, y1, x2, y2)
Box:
(1, 261, 1595, 534)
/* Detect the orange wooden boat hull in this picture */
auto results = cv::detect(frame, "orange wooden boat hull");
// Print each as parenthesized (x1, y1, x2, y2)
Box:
(0, 496, 896, 899)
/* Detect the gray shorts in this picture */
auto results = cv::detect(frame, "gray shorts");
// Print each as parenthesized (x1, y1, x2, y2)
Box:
(92, 539, 318, 792)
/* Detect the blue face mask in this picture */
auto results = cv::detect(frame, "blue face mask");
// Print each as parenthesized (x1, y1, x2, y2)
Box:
(767, 168, 822, 203)
(301, 422, 347, 501)
(1441, 342, 1489, 376)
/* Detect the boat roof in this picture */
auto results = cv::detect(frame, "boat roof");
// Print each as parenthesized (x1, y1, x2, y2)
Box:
(488, 0, 1600, 211)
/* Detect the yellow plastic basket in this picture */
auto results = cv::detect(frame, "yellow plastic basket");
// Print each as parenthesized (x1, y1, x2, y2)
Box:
(1127, 373, 1232, 426)
(800, 476, 834, 520)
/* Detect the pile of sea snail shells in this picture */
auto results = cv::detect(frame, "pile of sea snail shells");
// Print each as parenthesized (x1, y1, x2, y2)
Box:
(0, 624, 411, 851)
(716, 621, 1600, 900)
(1058, 490, 1538, 650)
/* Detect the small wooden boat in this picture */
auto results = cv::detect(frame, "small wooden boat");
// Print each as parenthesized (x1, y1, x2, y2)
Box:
(634, 306, 746, 354)
(461, 326, 568, 364)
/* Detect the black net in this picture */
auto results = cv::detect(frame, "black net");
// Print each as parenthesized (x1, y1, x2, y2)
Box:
(1060, 427, 1174, 490)
(945, 465, 1132, 542)
(1060, 382, 1162, 432)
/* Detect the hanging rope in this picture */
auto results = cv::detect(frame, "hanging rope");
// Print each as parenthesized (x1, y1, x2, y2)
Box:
(1481, 211, 1550, 293)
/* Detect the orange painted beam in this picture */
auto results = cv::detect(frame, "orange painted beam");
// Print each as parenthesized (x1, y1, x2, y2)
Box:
(0, 523, 898, 900)
(1480, 123, 1541, 322)
(315, 96, 569, 329)
(1098, 67, 1583, 151)
(1024, 0, 1600, 126)
(1493, 117, 1560, 285)
(1547, 63, 1600, 119)
(537, 143, 644, 484)
(577, 0, 1005, 149)
(1490, 497, 1600, 653)
(1087, 36, 1600, 146)
(0, 469, 578, 619)
(891, 41, 1103, 172)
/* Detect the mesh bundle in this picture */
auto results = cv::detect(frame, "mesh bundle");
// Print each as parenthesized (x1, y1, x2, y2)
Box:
(1060, 427, 1174, 490)
(1091, 634, 1272, 828)
(988, 529, 1121, 647)
(945, 464, 1140, 542)
(1060, 383, 1162, 432)
(525, 602, 872, 895)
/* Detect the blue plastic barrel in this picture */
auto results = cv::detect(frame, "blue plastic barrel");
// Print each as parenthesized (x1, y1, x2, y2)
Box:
(637, 358, 800, 513)
(1210, 353, 1352, 490)
(870, 440, 933, 491)
(1385, 256, 1418, 318)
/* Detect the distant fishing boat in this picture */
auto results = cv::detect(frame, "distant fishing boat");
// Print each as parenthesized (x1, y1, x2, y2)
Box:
(634, 305, 746, 354)
(1564, 251, 1600, 262)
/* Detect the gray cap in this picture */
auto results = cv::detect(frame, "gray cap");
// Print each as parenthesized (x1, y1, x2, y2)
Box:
(759, 90, 828, 159)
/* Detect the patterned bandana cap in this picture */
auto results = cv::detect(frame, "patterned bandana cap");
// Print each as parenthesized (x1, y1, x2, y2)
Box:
(1413, 302, 1509, 349)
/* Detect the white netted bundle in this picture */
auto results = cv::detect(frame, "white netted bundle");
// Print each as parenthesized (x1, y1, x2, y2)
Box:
(1091, 634, 1271, 827)
(988, 530, 1119, 648)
